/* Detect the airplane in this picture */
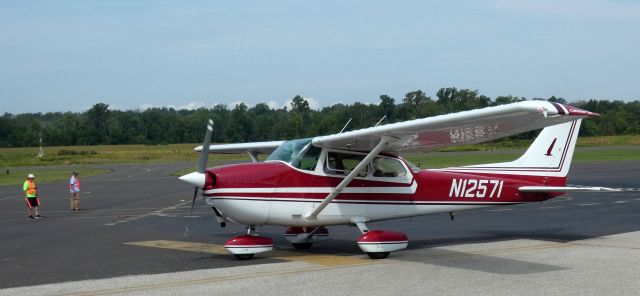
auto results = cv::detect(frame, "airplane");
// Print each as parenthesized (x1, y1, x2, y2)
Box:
(179, 100, 613, 260)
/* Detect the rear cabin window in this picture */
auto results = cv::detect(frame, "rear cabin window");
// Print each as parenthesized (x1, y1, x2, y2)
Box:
(324, 151, 368, 177)
(372, 157, 407, 177)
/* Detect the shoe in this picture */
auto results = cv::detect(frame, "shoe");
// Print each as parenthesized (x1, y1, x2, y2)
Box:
(35, 215, 44, 219)
(28, 215, 35, 219)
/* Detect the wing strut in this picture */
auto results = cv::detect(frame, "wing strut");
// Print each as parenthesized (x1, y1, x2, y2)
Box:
(304, 136, 391, 221)
(247, 151, 260, 163)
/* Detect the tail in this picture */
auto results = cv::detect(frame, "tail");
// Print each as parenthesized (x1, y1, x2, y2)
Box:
(449, 119, 582, 177)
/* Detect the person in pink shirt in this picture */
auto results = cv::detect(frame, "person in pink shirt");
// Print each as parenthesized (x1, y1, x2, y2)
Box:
(69, 172, 80, 211)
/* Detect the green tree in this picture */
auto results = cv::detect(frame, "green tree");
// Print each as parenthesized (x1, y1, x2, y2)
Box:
(83, 103, 111, 145)
(228, 103, 251, 142)
(548, 96, 567, 104)
(378, 95, 396, 124)
(290, 95, 311, 137)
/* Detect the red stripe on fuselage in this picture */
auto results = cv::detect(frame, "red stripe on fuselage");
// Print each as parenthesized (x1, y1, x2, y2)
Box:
(205, 162, 563, 204)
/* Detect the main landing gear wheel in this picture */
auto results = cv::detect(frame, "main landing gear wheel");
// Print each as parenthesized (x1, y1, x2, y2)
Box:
(366, 252, 390, 259)
(233, 254, 255, 260)
(291, 242, 313, 249)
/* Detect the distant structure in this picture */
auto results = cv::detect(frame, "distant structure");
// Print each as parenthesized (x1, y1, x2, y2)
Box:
(36, 136, 45, 158)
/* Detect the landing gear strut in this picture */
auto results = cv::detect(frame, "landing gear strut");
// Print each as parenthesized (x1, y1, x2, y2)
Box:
(284, 226, 329, 249)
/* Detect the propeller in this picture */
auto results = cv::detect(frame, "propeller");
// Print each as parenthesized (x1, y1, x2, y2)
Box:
(190, 119, 213, 213)
(182, 119, 213, 237)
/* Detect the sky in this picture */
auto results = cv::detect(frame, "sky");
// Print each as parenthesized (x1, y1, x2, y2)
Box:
(1, 0, 639, 114)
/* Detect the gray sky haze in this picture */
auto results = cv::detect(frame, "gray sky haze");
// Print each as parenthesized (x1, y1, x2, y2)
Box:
(1, 0, 638, 114)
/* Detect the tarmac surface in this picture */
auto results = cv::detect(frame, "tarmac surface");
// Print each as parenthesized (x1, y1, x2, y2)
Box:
(0, 160, 639, 295)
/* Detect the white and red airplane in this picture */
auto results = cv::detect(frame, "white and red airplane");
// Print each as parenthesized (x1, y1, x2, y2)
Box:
(179, 101, 613, 260)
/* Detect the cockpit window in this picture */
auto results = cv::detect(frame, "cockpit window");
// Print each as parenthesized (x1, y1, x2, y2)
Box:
(291, 144, 321, 171)
(404, 159, 422, 173)
(266, 138, 320, 171)
(266, 138, 312, 163)
(371, 157, 407, 177)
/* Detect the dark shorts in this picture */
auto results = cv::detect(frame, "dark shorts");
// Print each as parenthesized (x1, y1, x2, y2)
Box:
(25, 197, 40, 208)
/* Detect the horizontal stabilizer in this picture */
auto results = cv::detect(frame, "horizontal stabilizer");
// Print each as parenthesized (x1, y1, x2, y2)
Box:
(519, 186, 620, 192)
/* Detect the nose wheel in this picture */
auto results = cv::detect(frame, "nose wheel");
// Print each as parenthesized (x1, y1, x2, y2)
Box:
(233, 254, 255, 260)
(365, 252, 390, 259)
(224, 226, 273, 260)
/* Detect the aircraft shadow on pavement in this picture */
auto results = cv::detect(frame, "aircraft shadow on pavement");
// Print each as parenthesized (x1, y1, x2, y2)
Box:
(393, 248, 570, 275)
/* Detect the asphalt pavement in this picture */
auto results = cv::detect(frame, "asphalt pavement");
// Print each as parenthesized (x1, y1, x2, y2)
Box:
(0, 160, 639, 295)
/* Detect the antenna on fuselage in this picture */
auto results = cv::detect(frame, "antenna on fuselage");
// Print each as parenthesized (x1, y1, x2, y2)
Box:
(339, 118, 352, 133)
(373, 115, 387, 127)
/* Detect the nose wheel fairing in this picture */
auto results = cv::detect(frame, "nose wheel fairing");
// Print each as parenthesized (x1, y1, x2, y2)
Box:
(224, 235, 274, 260)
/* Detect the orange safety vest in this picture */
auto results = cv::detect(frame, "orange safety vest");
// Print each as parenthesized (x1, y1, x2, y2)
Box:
(26, 180, 37, 196)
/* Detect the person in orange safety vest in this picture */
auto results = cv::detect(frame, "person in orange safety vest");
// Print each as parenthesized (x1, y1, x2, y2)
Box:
(23, 173, 43, 219)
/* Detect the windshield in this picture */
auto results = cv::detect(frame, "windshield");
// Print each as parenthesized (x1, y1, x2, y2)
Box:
(402, 158, 422, 173)
(266, 138, 312, 163)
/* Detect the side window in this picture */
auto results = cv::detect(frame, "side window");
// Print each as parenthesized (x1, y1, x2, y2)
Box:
(324, 151, 368, 177)
(372, 157, 407, 178)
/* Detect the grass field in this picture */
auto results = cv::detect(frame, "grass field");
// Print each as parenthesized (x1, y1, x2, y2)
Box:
(0, 168, 112, 186)
(1, 135, 638, 168)
(1, 135, 638, 182)
(0, 144, 235, 167)
(439, 134, 640, 152)
(404, 145, 640, 169)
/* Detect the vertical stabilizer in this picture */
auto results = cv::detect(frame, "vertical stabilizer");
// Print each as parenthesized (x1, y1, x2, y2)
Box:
(451, 119, 582, 177)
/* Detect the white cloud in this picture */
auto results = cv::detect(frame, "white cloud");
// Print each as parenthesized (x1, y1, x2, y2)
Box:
(140, 101, 206, 111)
(495, 0, 640, 21)
(140, 103, 157, 110)
(178, 101, 206, 110)
(138, 97, 338, 112)
(267, 100, 279, 109)
(304, 97, 321, 110)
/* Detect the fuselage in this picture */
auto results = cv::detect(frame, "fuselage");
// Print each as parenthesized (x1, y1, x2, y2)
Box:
(203, 149, 565, 227)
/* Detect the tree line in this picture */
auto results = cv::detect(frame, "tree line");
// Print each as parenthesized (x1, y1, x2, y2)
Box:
(1, 87, 638, 148)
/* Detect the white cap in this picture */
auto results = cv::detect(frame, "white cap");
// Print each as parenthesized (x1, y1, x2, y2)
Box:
(27, 174, 35, 179)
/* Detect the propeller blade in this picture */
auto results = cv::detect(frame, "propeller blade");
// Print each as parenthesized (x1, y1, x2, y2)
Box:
(190, 186, 199, 214)
(198, 119, 214, 173)
(185, 119, 214, 238)
(184, 186, 199, 238)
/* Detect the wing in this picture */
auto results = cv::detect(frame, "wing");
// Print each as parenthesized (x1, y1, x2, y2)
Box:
(195, 140, 285, 154)
(312, 101, 597, 152)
